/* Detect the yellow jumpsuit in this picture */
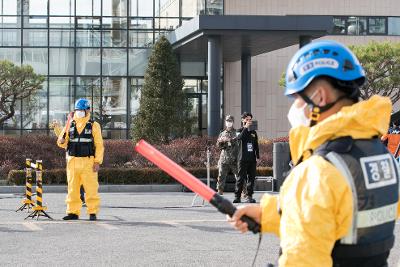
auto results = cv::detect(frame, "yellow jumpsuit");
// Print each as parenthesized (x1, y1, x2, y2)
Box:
(57, 114, 104, 216)
(259, 96, 400, 267)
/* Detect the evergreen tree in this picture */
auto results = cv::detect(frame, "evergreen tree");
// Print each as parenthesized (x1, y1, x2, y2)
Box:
(132, 36, 192, 144)
(0, 60, 45, 127)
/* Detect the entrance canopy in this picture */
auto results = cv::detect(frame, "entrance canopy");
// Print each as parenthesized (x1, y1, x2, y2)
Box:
(167, 15, 333, 136)
(168, 15, 333, 62)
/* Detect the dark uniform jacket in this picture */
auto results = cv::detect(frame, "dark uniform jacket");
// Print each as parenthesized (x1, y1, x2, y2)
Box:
(236, 127, 259, 162)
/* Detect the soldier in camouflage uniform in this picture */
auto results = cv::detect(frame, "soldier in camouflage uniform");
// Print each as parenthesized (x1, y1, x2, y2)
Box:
(216, 115, 239, 195)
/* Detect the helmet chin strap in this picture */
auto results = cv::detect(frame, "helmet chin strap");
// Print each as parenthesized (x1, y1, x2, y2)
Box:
(299, 92, 348, 127)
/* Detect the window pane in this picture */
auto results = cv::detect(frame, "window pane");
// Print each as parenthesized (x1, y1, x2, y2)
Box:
(49, 48, 74, 75)
(49, 77, 74, 124)
(76, 30, 101, 47)
(388, 17, 400, 35)
(1, 17, 20, 27)
(24, 16, 48, 28)
(0, 48, 21, 65)
(333, 17, 346, 34)
(76, 0, 101, 16)
(75, 77, 101, 122)
(130, 78, 142, 115)
(201, 94, 207, 129)
(102, 29, 127, 47)
(49, 30, 74, 46)
(155, 18, 180, 30)
(187, 97, 200, 134)
(102, 129, 127, 139)
(103, 0, 127, 17)
(156, 0, 179, 17)
(0, 29, 21, 46)
(22, 48, 48, 75)
(102, 17, 128, 29)
(347, 17, 367, 35)
(206, 0, 223, 15)
(183, 79, 200, 93)
(130, 18, 153, 30)
(129, 48, 150, 76)
(131, 0, 153, 16)
(49, 0, 74, 15)
(22, 83, 48, 129)
(76, 17, 100, 29)
(25, 0, 48, 16)
(128, 30, 153, 47)
(102, 49, 127, 75)
(23, 29, 48, 46)
(2, 0, 18, 15)
(102, 77, 127, 130)
(75, 77, 100, 98)
(368, 18, 386, 34)
(182, 0, 198, 17)
(76, 49, 101, 75)
(49, 17, 74, 28)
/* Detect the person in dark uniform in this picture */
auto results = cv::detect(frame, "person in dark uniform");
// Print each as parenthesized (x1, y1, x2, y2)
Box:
(233, 112, 259, 204)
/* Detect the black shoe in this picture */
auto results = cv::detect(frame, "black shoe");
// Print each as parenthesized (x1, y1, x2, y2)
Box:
(63, 213, 79, 220)
(233, 198, 241, 203)
(246, 197, 256, 203)
(89, 214, 97, 221)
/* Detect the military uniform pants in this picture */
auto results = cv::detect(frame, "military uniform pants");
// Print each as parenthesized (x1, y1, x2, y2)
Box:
(66, 156, 100, 215)
(235, 161, 256, 198)
(217, 162, 238, 191)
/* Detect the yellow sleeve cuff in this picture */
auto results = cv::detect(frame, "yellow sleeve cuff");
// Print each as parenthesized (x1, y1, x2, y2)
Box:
(260, 193, 281, 236)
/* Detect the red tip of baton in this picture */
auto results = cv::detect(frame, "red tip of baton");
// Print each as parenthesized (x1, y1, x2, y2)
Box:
(135, 140, 215, 202)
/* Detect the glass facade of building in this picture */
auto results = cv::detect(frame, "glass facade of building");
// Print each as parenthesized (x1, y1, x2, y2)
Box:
(333, 16, 400, 36)
(0, 0, 223, 138)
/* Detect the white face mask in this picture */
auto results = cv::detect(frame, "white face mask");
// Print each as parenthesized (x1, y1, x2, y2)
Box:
(225, 121, 233, 128)
(287, 102, 310, 128)
(287, 91, 318, 128)
(75, 110, 86, 118)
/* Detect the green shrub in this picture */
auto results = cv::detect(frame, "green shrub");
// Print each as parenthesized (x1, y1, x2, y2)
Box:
(7, 167, 272, 185)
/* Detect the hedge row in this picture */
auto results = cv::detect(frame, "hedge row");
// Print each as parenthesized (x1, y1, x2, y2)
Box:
(0, 134, 287, 180)
(7, 167, 273, 185)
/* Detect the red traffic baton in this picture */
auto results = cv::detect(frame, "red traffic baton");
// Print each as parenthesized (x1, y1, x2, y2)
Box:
(135, 139, 260, 234)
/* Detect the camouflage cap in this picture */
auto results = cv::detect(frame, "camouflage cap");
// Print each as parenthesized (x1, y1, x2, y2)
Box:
(225, 115, 234, 121)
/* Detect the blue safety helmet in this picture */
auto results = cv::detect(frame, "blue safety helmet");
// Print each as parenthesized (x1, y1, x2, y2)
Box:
(284, 40, 366, 96)
(74, 98, 90, 110)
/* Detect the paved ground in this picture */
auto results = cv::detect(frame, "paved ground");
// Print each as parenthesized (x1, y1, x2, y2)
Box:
(0, 192, 399, 267)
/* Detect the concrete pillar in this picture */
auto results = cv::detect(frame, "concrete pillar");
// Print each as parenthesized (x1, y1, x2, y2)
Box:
(241, 54, 251, 114)
(207, 36, 222, 137)
(299, 35, 312, 48)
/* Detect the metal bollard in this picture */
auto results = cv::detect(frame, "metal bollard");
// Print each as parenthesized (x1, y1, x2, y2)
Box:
(16, 158, 36, 212)
(25, 160, 52, 220)
(273, 142, 291, 192)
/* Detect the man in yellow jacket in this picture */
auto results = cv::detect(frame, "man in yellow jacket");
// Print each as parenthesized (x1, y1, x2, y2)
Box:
(229, 40, 400, 267)
(57, 98, 104, 221)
